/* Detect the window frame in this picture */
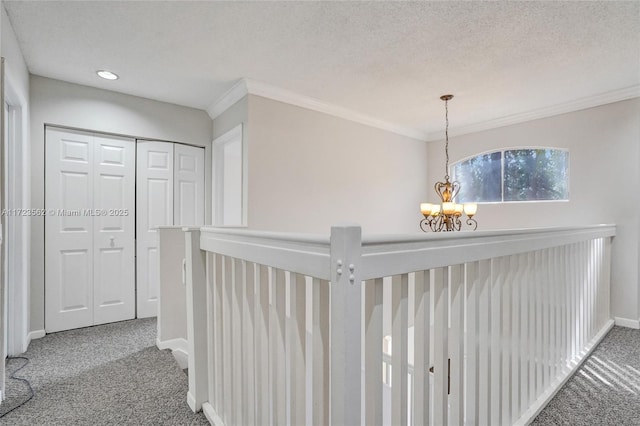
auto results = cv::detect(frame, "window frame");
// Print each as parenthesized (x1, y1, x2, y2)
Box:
(450, 146, 570, 204)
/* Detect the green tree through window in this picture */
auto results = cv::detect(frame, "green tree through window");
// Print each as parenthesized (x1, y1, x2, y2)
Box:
(452, 148, 569, 203)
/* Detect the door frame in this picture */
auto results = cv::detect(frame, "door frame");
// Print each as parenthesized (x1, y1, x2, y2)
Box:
(3, 58, 30, 357)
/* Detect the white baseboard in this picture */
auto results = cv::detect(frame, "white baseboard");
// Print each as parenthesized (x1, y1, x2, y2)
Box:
(156, 337, 189, 369)
(26, 329, 45, 348)
(156, 336, 188, 352)
(514, 319, 614, 425)
(614, 316, 640, 329)
(187, 391, 200, 413)
(203, 402, 225, 426)
(172, 348, 189, 370)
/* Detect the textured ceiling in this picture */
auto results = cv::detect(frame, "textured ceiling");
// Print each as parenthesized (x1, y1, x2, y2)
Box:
(4, 1, 640, 136)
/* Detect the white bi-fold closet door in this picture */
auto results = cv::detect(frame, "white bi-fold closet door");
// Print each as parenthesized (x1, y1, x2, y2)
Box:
(136, 141, 205, 318)
(46, 130, 205, 332)
(45, 128, 135, 333)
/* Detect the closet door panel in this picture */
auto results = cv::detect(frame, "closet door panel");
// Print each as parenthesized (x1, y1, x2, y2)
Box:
(45, 128, 94, 333)
(174, 144, 205, 226)
(93, 135, 135, 325)
(136, 141, 174, 318)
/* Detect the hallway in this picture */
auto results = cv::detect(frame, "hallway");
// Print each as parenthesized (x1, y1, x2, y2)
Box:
(0, 318, 208, 425)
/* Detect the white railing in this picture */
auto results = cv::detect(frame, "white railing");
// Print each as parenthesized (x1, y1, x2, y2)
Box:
(182, 224, 615, 426)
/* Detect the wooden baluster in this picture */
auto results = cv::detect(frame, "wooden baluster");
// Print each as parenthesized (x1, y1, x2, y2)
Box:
(500, 256, 512, 426)
(591, 239, 598, 329)
(527, 251, 536, 405)
(490, 257, 503, 425)
(561, 244, 568, 370)
(232, 259, 243, 424)
(207, 254, 218, 410)
(571, 243, 579, 364)
(548, 248, 556, 384)
(221, 257, 232, 422)
(270, 268, 286, 425)
(478, 259, 492, 425)
(595, 239, 605, 329)
(577, 243, 584, 357)
(542, 249, 550, 393)
(510, 254, 522, 419)
(449, 264, 465, 425)
(214, 254, 224, 414)
(255, 264, 270, 425)
(242, 261, 256, 425)
(603, 238, 612, 326)
(433, 267, 449, 426)
(312, 278, 330, 425)
(414, 270, 431, 426)
(391, 274, 409, 426)
(288, 273, 307, 425)
(364, 278, 383, 425)
(519, 253, 529, 413)
(534, 250, 543, 400)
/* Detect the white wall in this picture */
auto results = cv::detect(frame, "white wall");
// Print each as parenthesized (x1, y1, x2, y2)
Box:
(29, 76, 213, 332)
(427, 98, 640, 323)
(2, 3, 30, 354)
(243, 94, 429, 235)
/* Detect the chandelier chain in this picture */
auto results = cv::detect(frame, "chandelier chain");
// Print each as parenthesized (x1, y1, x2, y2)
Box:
(444, 97, 450, 180)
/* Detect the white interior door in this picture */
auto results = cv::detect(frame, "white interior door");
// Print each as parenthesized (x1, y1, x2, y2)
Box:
(45, 128, 136, 333)
(92, 135, 135, 325)
(45, 128, 96, 333)
(174, 144, 205, 226)
(136, 141, 174, 318)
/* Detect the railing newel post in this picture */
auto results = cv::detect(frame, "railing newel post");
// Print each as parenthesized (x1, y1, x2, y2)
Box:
(329, 225, 362, 426)
(184, 227, 209, 412)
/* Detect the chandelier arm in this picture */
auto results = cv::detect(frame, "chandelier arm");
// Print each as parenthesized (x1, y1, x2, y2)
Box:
(466, 217, 478, 231)
(434, 215, 444, 232)
(420, 218, 431, 232)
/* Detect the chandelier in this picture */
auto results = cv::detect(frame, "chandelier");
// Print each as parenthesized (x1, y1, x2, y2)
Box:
(420, 94, 478, 232)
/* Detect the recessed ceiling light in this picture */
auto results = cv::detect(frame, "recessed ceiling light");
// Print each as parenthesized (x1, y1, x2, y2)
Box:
(97, 70, 119, 80)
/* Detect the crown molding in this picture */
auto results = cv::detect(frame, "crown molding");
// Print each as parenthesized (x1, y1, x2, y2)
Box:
(209, 79, 640, 143)
(207, 78, 427, 140)
(243, 79, 426, 140)
(207, 79, 249, 120)
(425, 84, 640, 141)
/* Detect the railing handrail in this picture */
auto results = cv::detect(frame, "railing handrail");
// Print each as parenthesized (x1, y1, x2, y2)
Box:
(361, 224, 615, 280)
(200, 224, 615, 246)
(198, 224, 616, 281)
(200, 226, 332, 280)
(361, 223, 615, 244)
(200, 226, 330, 245)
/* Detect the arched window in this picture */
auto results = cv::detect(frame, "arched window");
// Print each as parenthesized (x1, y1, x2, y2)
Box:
(451, 148, 569, 203)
